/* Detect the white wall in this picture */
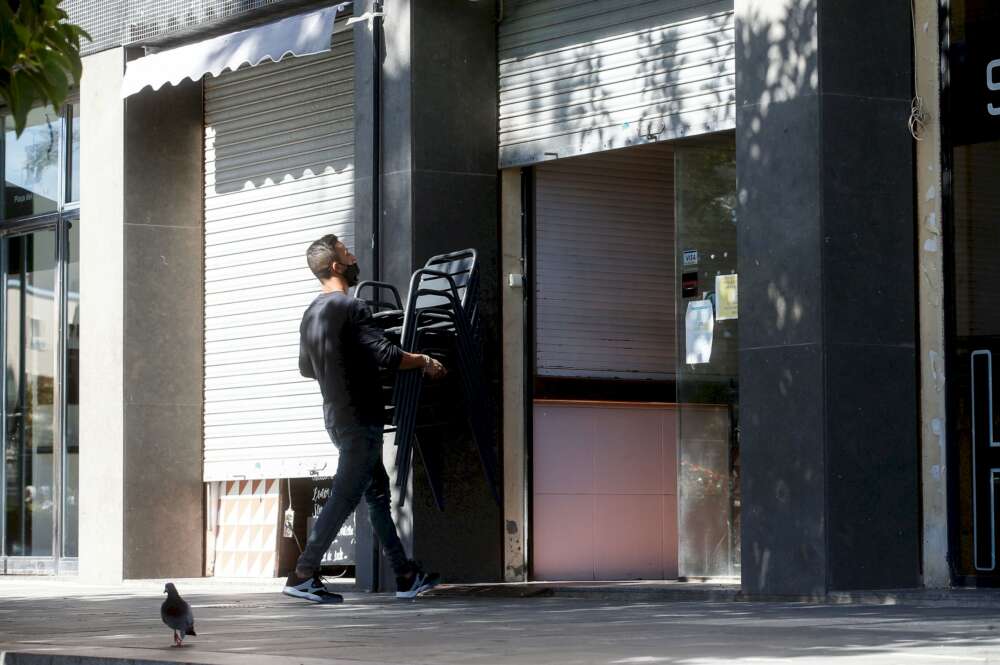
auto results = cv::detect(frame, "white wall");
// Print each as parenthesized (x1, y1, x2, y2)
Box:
(78, 47, 126, 582)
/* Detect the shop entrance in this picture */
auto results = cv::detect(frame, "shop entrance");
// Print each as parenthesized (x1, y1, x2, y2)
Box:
(949, 140, 1000, 583)
(1, 103, 82, 574)
(948, 139, 1000, 582)
(0, 220, 79, 574)
(528, 135, 737, 581)
(946, 0, 1000, 585)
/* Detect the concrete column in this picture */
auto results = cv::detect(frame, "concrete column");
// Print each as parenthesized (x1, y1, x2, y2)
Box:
(78, 50, 204, 581)
(501, 168, 527, 582)
(121, 79, 205, 579)
(79, 48, 126, 583)
(913, 0, 949, 589)
(354, 0, 502, 585)
(736, 0, 920, 594)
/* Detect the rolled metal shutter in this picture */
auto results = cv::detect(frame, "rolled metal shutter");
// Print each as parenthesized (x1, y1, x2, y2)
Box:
(534, 143, 676, 380)
(203, 32, 353, 482)
(499, 0, 735, 168)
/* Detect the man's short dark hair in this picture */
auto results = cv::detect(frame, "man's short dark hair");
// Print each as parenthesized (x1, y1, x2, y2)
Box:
(307, 234, 340, 280)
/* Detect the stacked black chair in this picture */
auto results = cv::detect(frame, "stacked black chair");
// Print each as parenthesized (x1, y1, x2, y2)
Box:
(354, 249, 498, 510)
(353, 281, 404, 428)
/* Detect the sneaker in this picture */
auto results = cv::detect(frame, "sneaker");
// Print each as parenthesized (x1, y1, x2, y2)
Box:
(395, 561, 440, 599)
(282, 572, 343, 604)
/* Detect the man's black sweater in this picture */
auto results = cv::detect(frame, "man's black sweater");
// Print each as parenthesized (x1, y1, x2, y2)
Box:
(298, 292, 403, 428)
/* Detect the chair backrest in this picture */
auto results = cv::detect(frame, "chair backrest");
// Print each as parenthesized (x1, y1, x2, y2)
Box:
(354, 280, 403, 313)
(413, 249, 478, 311)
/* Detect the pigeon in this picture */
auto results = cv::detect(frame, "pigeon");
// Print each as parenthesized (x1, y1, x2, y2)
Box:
(161, 583, 196, 647)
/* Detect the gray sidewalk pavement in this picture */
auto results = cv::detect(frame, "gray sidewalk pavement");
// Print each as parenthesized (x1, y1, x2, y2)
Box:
(2, 577, 1000, 664)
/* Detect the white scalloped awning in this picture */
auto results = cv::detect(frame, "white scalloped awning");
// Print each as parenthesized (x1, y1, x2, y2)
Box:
(122, 4, 349, 98)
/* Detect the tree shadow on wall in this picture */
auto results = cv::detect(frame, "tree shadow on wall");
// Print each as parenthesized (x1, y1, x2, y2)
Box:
(735, 0, 919, 595)
(499, 0, 736, 163)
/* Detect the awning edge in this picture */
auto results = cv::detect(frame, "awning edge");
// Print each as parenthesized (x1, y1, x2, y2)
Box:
(121, 4, 350, 98)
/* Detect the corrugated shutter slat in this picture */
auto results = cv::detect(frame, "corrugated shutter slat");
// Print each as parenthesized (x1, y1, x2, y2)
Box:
(499, 0, 735, 167)
(535, 144, 676, 381)
(203, 32, 353, 482)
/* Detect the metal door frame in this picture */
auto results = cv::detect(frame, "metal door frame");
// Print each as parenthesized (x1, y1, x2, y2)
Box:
(0, 212, 74, 575)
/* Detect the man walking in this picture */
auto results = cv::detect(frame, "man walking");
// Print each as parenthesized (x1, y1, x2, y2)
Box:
(283, 233, 445, 604)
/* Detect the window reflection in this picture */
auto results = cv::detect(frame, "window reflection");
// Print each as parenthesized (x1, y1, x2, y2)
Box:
(1, 104, 80, 562)
(4, 230, 58, 556)
(69, 104, 80, 204)
(674, 142, 740, 579)
(3, 108, 62, 219)
(64, 221, 80, 557)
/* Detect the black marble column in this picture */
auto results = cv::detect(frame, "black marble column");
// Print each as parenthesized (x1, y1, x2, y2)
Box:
(736, 0, 919, 594)
(353, 0, 502, 586)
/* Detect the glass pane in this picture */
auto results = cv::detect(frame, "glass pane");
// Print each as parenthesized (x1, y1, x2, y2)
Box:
(947, 0, 1000, 578)
(63, 221, 80, 557)
(4, 229, 58, 556)
(674, 141, 739, 578)
(4, 108, 62, 219)
(950, 141, 1000, 575)
(68, 104, 80, 204)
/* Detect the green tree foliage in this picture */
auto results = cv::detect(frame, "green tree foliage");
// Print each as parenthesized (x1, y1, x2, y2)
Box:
(0, 0, 90, 137)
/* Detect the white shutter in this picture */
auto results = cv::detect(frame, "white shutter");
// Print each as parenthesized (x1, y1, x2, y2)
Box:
(534, 143, 675, 380)
(498, 0, 735, 168)
(203, 32, 353, 482)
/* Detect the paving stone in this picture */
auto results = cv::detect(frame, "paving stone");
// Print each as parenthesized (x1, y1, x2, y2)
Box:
(2, 577, 1000, 664)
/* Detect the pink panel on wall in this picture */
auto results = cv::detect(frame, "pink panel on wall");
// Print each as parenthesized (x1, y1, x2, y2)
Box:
(532, 402, 679, 581)
(533, 406, 595, 494)
(593, 408, 665, 494)
(595, 494, 664, 579)
(532, 493, 595, 580)
(662, 411, 678, 497)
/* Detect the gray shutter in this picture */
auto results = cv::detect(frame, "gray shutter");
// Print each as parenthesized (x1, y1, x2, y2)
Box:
(203, 33, 353, 482)
(499, 0, 735, 168)
(535, 143, 676, 380)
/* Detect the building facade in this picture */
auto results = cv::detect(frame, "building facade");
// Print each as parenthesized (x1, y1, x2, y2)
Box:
(0, 0, 994, 595)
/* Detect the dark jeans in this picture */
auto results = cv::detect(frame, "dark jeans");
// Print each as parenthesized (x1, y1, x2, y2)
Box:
(295, 424, 408, 577)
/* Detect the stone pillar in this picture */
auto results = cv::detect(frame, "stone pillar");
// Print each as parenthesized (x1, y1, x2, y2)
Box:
(78, 49, 205, 581)
(79, 48, 127, 583)
(913, 0, 949, 588)
(354, 0, 502, 586)
(736, 0, 920, 594)
(501, 168, 527, 582)
(121, 78, 205, 579)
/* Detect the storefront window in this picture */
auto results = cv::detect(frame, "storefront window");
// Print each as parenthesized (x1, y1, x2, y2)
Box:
(68, 104, 80, 204)
(674, 139, 739, 578)
(3, 108, 62, 219)
(3, 229, 58, 557)
(947, 0, 1000, 581)
(63, 220, 80, 557)
(0, 102, 81, 566)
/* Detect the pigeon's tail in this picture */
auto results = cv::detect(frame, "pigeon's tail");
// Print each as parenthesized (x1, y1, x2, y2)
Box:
(186, 627, 197, 636)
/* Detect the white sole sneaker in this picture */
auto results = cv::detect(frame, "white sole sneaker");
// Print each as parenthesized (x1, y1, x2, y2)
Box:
(395, 572, 440, 599)
(282, 585, 343, 604)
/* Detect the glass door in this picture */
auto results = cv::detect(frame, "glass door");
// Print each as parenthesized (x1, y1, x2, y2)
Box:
(1, 102, 80, 574)
(674, 138, 740, 579)
(949, 139, 1000, 582)
(946, 0, 1000, 584)
(1, 224, 63, 571)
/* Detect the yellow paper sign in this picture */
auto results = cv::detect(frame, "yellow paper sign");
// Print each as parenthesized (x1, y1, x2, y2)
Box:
(715, 274, 738, 321)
